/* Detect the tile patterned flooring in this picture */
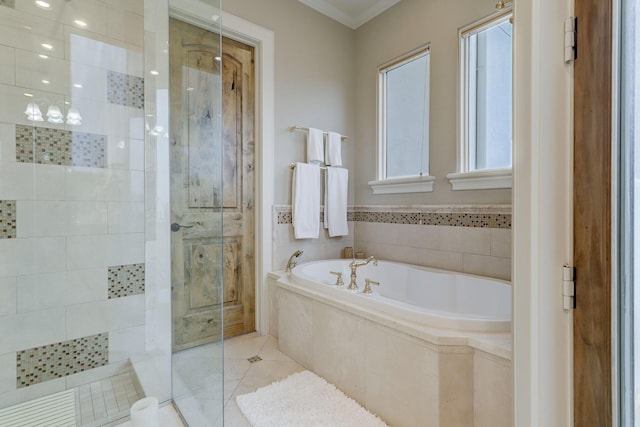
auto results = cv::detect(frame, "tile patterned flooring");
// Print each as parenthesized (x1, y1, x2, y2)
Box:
(77, 371, 142, 426)
(112, 333, 303, 427)
(172, 333, 304, 427)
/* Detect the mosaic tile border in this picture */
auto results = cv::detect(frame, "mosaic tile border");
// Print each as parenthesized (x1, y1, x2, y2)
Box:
(108, 263, 145, 299)
(16, 125, 107, 168)
(275, 205, 511, 229)
(107, 71, 144, 109)
(0, 200, 16, 239)
(17, 333, 109, 388)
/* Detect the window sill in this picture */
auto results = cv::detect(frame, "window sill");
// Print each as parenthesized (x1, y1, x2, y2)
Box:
(368, 175, 436, 195)
(446, 169, 512, 190)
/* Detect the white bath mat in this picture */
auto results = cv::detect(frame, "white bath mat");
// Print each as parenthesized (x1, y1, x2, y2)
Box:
(236, 370, 389, 427)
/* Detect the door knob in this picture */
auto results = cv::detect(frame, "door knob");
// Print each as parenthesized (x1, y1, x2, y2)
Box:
(171, 223, 194, 232)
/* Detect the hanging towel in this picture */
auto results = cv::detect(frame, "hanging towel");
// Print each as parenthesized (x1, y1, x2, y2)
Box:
(292, 162, 321, 239)
(325, 131, 342, 166)
(307, 128, 324, 164)
(324, 167, 349, 237)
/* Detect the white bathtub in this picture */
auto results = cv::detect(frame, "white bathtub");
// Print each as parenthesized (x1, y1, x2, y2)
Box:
(288, 259, 511, 332)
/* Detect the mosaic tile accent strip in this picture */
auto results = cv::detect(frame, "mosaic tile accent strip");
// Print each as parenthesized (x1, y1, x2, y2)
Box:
(277, 211, 292, 225)
(15, 125, 107, 167)
(16, 333, 109, 388)
(107, 71, 144, 109)
(108, 263, 145, 298)
(277, 211, 355, 224)
(353, 211, 512, 229)
(0, 0, 15, 8)
(275, 206, 511, 229)
(0, 200, 16, 239)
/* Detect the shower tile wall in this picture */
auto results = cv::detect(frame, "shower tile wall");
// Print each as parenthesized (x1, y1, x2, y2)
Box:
(273, 205, 511, 281)
(0, 0, 146, 409)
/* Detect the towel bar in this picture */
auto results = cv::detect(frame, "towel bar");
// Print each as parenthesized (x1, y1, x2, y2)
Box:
(290, 162, 328, 170)
(288, 125, 348, 141)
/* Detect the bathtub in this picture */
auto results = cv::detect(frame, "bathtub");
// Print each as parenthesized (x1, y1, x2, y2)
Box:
(287, 259, 511, 332)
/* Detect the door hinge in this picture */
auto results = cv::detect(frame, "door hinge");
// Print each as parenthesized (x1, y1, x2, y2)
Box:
(564, 17, 578, 63)
(562, 265, 576, 310)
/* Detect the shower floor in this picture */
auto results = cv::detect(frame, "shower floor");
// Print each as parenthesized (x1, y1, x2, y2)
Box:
(75, 371, 142, 426)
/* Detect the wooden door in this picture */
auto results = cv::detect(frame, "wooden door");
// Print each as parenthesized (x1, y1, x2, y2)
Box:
(573, 0, 613, 425)
(169, 19, 256, 352)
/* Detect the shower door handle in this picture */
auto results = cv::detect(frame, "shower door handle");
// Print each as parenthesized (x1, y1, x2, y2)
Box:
(171, 223, 194, 232)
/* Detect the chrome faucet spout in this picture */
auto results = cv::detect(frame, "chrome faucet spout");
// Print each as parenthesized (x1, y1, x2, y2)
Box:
(349, 256, 378, 268)
(347, 256, 378, 290)
(285, 250, 304, 273)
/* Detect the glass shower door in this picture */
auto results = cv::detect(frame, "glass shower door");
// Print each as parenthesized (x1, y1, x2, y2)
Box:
(167, 1, 225, 426)
(0, 0, 172, 425)
(0, 0, 224, 425)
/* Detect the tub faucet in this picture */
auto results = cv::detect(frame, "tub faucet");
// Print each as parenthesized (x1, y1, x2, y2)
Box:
(285, 250, 303, 273)
(348, 256, 377, 290)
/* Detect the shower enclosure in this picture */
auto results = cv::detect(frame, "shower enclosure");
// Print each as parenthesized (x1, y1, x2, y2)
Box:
(0, 0, 224, 425)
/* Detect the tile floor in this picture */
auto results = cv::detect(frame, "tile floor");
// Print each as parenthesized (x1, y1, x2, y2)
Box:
(106, 333, 306, 427)
(172, 333, 305, 427)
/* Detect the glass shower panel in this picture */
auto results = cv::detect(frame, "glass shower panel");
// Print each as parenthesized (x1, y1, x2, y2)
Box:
(167, 1, 224, 426)
(0, 1, 228, 426)
(0, 0, 171, 425)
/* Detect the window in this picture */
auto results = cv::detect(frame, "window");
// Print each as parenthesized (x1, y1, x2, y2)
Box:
(369, 44, 435, 194)
(448, 9, 513, 190)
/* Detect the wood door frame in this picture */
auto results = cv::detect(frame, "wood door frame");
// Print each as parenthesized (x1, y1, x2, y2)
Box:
(169, 2, 275, 336)
(573, 0, 614, 425)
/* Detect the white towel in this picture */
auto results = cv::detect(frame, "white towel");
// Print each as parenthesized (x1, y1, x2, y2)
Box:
(307, 128, 324, 164)
(292, 162, 321, 239)
(325, 131, 342, 166)
(324, 167, 349, 237)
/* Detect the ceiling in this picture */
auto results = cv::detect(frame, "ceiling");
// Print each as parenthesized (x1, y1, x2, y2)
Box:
(298, 0, 402, 29)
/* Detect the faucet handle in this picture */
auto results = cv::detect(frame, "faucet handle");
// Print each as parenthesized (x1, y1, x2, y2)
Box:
(362, 278, 380, 295)
(329, 271, 344, 286)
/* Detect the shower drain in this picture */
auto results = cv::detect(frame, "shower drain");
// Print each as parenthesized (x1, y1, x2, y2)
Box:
(247, 355, 262, 363)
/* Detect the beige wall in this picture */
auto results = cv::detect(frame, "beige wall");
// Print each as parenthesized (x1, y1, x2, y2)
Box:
(222, 0, 356, 205)
(354, 0, 512, 205)
(223, 0, 511, 207)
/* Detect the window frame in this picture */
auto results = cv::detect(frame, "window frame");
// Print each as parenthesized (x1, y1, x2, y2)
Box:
(448, 8, 513, 191)
(369, 43, 435, 195)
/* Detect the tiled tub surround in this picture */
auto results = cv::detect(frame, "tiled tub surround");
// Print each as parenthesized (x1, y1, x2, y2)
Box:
(0, 0, 147, 411)
(269, 272, 512, 427)
(273, 205, 511, 280)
